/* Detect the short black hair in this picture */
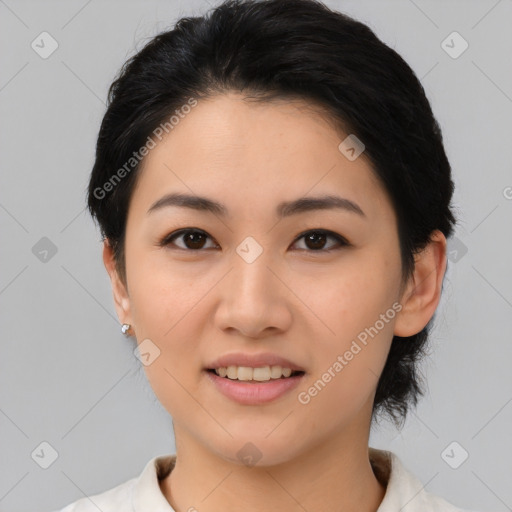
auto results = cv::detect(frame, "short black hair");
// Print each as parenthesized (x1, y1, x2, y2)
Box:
(87, 0, 456, 429)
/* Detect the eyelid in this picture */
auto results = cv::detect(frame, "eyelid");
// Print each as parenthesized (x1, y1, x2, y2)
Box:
(159, 228, 350, 251)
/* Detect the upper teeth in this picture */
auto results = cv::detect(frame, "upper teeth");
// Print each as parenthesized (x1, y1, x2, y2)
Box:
(214, 365, 294, 381)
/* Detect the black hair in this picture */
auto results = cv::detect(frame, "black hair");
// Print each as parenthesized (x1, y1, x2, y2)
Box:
(87, 0, 456, 429)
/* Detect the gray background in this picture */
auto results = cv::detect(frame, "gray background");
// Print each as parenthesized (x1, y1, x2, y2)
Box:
(1, 0, 511, 511)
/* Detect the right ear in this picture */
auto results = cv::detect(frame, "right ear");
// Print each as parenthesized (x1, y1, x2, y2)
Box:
(102, 239, 133, 328)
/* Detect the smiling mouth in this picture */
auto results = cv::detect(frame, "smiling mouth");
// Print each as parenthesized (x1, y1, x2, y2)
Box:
(206, 368, 305, 382)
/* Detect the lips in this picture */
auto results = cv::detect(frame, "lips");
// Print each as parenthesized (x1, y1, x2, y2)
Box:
(205, 368, 306, 404)
(205, 352, 306, 372)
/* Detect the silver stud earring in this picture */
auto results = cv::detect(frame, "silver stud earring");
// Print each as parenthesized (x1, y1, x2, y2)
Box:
(121, 323, 131, 336)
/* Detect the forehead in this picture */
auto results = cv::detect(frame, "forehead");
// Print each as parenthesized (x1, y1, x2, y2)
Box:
(129, 92, 394, 224)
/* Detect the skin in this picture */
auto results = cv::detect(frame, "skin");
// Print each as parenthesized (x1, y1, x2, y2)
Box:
(103, 91, 447, 512)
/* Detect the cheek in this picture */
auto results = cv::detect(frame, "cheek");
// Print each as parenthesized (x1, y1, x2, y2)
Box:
(295, 251, 399, 401)
(127, 247, 205, 338)
(125, 248, 205, 375)
(302, 250, 400, 343)
(295, 287, 395, 431)
(126, 256, 209, 420)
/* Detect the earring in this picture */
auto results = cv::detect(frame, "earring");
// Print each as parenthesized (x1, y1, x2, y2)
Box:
(121, 323, 131, 336)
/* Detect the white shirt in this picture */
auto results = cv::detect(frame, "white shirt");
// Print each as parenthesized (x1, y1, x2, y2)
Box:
(51, 448, 477, 511)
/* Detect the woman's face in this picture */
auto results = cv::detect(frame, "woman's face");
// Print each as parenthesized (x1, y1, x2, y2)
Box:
(116, 92, 408, 465)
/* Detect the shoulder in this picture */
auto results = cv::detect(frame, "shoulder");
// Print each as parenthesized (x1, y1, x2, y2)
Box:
(369, 447, 481, 512)
(48, 476, 137, 512)
(49, 454, 177, 512)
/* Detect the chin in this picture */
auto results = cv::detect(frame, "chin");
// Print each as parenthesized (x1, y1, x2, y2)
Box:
(209, 434, 306, 469)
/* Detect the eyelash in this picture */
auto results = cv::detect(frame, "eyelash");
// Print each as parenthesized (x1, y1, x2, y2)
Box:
(158, 228, 350, 253)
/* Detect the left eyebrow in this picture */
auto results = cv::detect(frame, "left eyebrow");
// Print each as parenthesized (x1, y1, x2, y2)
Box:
(147, 193, 366, 219)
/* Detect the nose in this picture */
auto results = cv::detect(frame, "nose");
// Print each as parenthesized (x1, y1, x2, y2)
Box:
(214, 250, 293, 339)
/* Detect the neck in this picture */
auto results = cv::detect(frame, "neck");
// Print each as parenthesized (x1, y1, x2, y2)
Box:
(160, 424, 386, 512)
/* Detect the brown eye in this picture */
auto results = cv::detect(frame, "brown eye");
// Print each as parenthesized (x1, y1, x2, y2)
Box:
(161, 229, 217, 250)
(304, 232, 327, 250)
(182, 231, 207, 249)
(292, 230, 349, 252)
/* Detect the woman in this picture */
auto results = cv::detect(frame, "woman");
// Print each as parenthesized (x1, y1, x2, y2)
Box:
(53, 0, 477, 510)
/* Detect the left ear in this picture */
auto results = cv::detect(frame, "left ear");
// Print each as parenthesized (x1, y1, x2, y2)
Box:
(394, 230, 447, 337)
